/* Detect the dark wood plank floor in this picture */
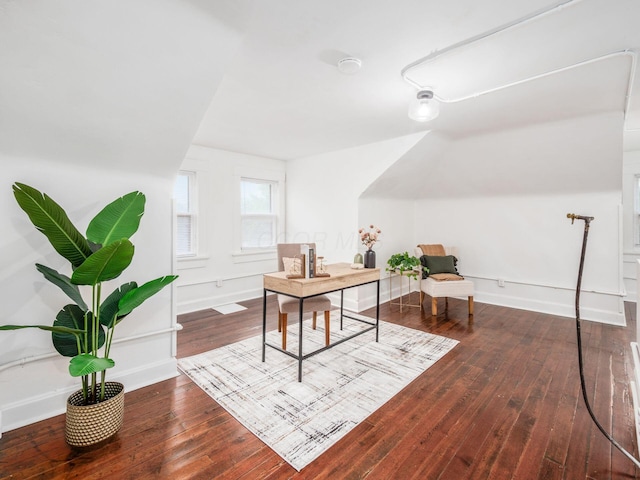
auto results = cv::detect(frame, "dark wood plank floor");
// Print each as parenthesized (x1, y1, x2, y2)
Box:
(1, 295, 640, 479)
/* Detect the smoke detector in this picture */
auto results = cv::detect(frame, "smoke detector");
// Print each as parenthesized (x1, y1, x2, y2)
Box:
(337, 57, 362, 74)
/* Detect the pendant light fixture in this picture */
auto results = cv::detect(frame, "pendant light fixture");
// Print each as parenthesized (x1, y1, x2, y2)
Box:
(408, 90, 440, 122)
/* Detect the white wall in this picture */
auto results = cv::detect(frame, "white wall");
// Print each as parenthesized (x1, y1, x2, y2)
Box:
(0, 0, 252, 433)
(412, 113, 625, 324)
(175, 134, 426, 315)
(176, 145, 287, 313)
(286, 133, 426, 311)
(0, 158, 177, 433)
(358, 197, 417, 307)
(176, 111, 627, 326)
(415, 192, 623, 323)
(623, 149, 640, 300)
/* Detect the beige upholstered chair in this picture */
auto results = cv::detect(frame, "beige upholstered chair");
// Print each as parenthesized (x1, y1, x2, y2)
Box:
(277, 243, 332, 349)
(414, 244, 474, 317)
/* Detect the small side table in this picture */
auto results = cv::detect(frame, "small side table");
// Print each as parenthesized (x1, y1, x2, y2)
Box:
(389, 269, 422, 312)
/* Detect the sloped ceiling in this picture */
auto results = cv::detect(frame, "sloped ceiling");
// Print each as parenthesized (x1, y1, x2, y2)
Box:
(364, 111, 623, 200)
(1, 0, 638, 178)
(0, 0, 254, 177)
(193, 0, 640, 160)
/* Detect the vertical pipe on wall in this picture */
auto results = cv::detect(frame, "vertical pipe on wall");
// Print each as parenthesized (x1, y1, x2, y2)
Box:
(171, 197, 180, 358)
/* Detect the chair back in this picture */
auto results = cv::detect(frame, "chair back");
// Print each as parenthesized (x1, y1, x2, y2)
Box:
(277, 243, 317, 272)
(416, 244, 446, 256)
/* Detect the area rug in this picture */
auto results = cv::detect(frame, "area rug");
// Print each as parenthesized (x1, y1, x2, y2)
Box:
(178, 312, 458, 471)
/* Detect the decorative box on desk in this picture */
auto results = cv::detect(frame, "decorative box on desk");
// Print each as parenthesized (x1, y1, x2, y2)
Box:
(388, 269, 422, 312)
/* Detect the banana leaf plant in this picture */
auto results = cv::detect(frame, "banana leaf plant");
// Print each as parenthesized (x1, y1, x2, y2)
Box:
(0, 183, 178, 404)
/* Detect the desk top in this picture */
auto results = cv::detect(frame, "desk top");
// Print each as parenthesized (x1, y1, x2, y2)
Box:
(263, 262, 380, 297)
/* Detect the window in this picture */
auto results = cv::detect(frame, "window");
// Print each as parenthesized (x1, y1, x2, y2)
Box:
(174, 171, 197, 256)
(240, 177, 278, 249)
(634, 174, 640, 247)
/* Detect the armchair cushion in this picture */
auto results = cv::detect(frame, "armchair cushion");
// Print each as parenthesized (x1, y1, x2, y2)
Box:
(430, 273, 465, 281)
(420, 255, 458, 278)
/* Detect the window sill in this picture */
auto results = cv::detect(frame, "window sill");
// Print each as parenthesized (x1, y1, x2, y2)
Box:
(232, 249, 276, 264)
(177, 254, 210, 270)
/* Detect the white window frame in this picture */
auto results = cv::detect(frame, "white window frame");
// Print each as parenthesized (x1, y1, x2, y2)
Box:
(240, 177, 279, 250)
(174, 170, 197, 258)
(635, 174, 640, 247)
(233, 167, 285, 262)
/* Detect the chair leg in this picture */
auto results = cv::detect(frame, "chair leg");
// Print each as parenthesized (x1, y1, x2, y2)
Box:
(281, 313, 288, 350)
(431, 297, 438, 316)
(324, 310, 330, 346)
(419, 291, 424, 311)
(468, 296, 474, 315)
(445, 297, 448, 311)
(278, 312, 282, 332)
(312, 311, 317, 330)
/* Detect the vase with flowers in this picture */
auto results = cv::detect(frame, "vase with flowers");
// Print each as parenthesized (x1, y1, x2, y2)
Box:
(359, 224, 381, 268)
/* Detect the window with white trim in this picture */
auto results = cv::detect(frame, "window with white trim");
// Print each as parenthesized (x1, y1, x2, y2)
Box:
(174, 171, 197, 257)
(240, 177, 278, 250)
(635, 174, 640, 247)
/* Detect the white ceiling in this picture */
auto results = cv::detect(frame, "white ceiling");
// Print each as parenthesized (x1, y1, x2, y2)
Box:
(2, 0, 638, 174)
(0, 0, 254, 176)
(193, 0, 640, 160)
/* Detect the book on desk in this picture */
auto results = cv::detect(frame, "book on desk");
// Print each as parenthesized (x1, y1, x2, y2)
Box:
(300, 244, 315, 278)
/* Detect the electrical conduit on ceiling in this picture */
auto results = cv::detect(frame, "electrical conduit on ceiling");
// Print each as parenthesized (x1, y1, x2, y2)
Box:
(401, 0, 636, 120)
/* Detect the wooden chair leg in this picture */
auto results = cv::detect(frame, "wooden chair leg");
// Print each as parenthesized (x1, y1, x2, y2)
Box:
(431, 297, 438, 316)
(324, 310, 330, 346)
(281, 313, 288, 350)
(419, 291, 424, 311)
(312, 311, 317, 329)
(445, 297, 448, 311)
(468, 296, 474, 315)
(278, 312, 282, 332)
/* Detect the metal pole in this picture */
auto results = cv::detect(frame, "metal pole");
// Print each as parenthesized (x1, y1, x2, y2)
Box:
(567, 213, 640, 469)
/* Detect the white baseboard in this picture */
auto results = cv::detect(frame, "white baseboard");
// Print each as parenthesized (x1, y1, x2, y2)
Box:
(177, 287, 263, 315)
(1, 358, 178, 434)
(467, 276, 626, 326)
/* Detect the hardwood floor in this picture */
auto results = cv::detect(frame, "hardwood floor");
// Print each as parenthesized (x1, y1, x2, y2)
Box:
(1, 296, 640, 479)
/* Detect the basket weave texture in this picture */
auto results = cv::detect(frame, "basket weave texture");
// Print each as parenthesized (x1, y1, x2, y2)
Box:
(65, 382, 125, 447)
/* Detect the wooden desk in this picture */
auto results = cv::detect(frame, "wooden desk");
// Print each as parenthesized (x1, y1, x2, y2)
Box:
(262, 262, 381, 381)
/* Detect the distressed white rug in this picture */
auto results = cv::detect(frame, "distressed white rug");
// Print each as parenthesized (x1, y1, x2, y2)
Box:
(178, 312, 458, 471)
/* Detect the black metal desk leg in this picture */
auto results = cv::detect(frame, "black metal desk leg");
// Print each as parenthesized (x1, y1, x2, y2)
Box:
(262, 289, 267, 362)
(340, 290, 344, 330)
(376, 279, 380, 342)
(298, 297, 304, 382)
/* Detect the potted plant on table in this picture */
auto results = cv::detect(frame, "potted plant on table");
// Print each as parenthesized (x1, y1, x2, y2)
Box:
(0, 183, 178, 446)
(386, 251, 425, 280)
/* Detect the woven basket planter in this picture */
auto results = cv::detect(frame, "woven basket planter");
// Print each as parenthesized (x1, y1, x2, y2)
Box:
(65, 382, 125, 447)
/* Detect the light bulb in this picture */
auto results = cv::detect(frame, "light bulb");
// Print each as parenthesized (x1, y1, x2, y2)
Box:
(408, 90, 440, 122)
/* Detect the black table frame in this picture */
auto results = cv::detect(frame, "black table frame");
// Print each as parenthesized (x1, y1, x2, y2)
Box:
(261, 278, 380, 382)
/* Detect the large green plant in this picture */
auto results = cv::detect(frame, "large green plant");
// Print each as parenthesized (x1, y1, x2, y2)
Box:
(0, 183, 178, 404)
